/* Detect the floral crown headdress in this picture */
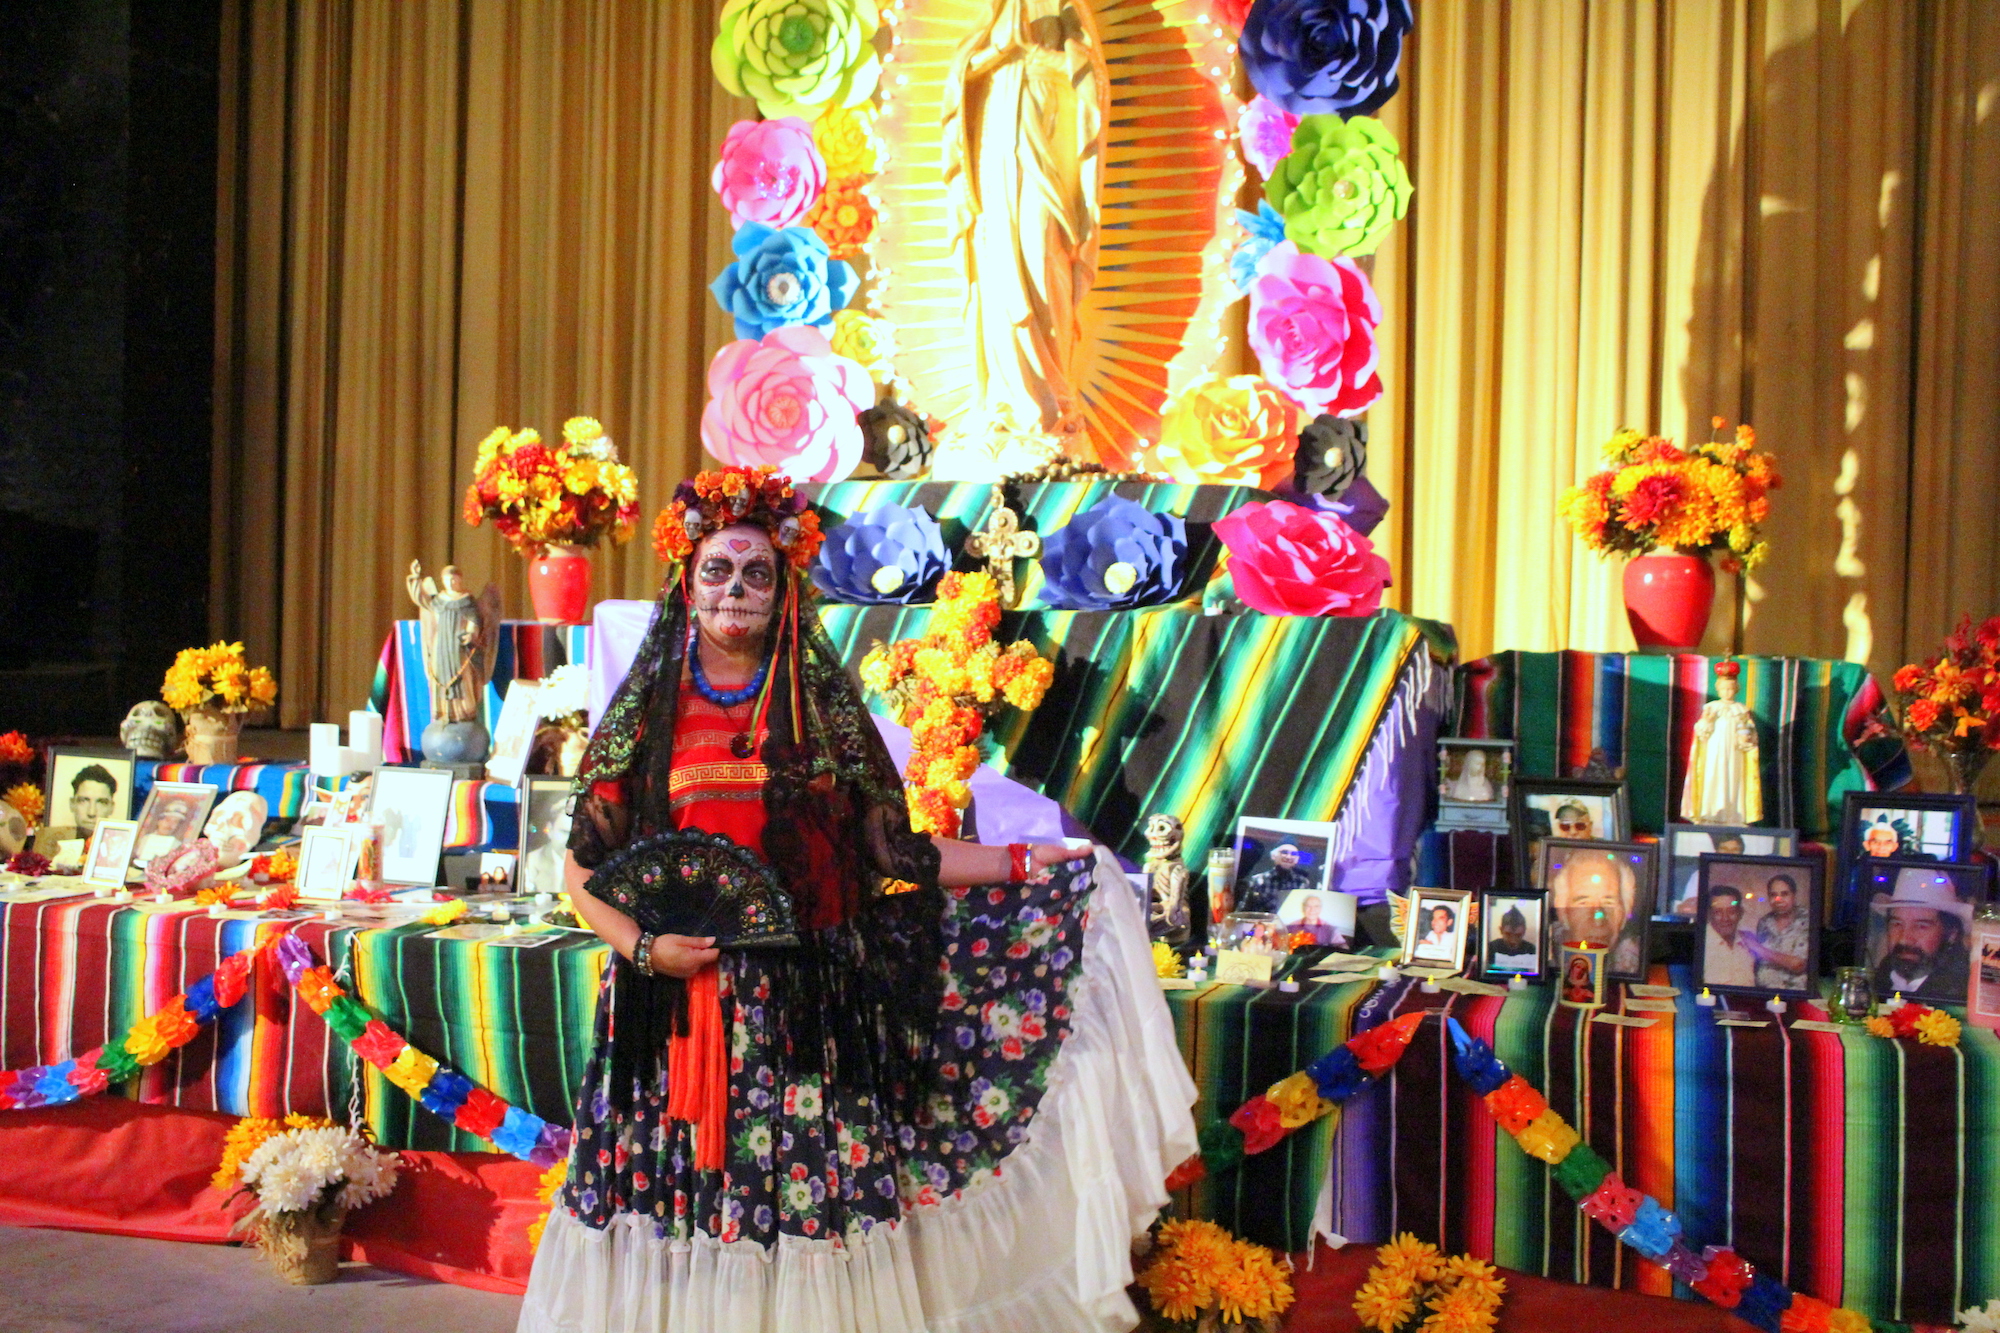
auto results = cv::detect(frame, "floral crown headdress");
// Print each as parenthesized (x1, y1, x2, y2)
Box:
(650, 465, 823, 576)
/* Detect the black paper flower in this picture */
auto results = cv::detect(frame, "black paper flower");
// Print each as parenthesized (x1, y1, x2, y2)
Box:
(859, 400, 934, 479)
(1240, 0, 1414, 117)
(1293, 414, 1368, 498)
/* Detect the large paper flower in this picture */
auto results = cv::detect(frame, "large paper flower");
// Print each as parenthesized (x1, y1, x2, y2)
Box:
(813, 104, 884, 177)
(1037, 496, 1187, 610)
(712, 117, 827, 230)
(1213, 499, 1391, 617)
(1294, 414, 1368, 497)
(713, 0, 880, 121)
(1153, 372, 1301, 487)
(1248, 242, 1382, 417)
(805, 176, 876, 261)
(1238, 95, 1301, 177)
(1265, 113, 1411, 257)
(860, 399, 934, 478)
(711, 222, 858, 341)
(811, 503, 949, 604)
(702, 325, 872, 482)
(1229, 200, 1289, 295)
(830, 309, 894, 379)
(1240, 0, 1414, 117)
(1213, 0, 1254, 29)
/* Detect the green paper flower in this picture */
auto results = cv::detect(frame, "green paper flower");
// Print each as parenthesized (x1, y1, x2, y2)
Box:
(1551, 1141, 1613, 1200)
(713, 0, 881, 122)
(1263, 114, 1412, 258)
(324, 993, 372, 1045)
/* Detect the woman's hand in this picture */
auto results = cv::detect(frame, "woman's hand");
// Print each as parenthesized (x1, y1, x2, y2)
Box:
(647, 934, 720, 979)
(1028, 842, 1086, 870)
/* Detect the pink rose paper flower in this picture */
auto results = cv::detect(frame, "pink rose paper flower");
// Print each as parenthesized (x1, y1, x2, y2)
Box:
(1248, 241, 1383, 417)
(712, 118, 828, 230)
(1238, 95, 1302, 178)
(1153, 372, 1302, 488)
(702, 325, 872, 482)
(1213, 499, 1391, 617)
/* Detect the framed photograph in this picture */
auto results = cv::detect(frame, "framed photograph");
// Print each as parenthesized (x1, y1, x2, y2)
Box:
(1479, 890, 1549, 981)
(1692, 854, 1822, 998)
(1856, 858, 1991, 1007)
(34, 747, 136, 856)
(131, 782, 219, 872)
(1401, 887, 1473, 971)
(518, 776, 577, 898)
(1511, 778, 1628, 887)
(1659, 823, 1799, 919)
(1840, 789, 1977, 868)
(1541, 838, 1653, 983)
(1436, 738, 1514, 830)
(296, 826, 363, 902)
(1557, 942, 1608, 1009)
(369, 766, 455, 886)
(1275, 886, 1356, 948)
(1229, 817, 1334, 917)
(81, 819, 140, 888)
(1970, 911, 2000, 1030)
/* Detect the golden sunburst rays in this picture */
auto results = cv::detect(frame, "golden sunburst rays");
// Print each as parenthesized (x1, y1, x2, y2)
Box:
(871, 0, 1240, 473)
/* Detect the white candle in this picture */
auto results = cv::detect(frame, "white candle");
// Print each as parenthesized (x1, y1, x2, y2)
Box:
(1378, 964, 1400, 982)
(1764, 996, 1788, 1014)
(207, 902, 226, 918)
(1507, 974, 1527, 991)
(309, 722, 344, 777)
(348, 710, 384, 770)
(1278, 979, 1300, 994)
(1696, 988, 1717, 1007)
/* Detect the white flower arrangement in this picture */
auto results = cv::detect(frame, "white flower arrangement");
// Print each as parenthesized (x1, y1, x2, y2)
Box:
(1960, 1298, 2000, 1333)
(240, 1125, 400, 1216)
(536, 664, 591, 723)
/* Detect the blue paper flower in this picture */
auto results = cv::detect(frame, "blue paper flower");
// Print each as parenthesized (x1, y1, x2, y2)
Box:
(811, 503, 950, 604)
(1618, 1196, 1682, 1259)
(1734, 1275, 1792, 1333)
(34, 1062, 78, 1104)
(1240, 0, 1414, 117)
(1230, 201, 1289, 294)
(710, 222, 859, 340)
(1304, 1045, 1370, 1102)
(492, 1105, 547, 1161)
(183, 975, 221, 1025)
(1037, 497, 1187, 611)
(419, 1068, 473, 1119)
(1445, 1018, 1511, 1095)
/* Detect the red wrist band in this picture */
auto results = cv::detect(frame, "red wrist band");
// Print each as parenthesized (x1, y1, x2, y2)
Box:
(1007, 843, 1031, 883)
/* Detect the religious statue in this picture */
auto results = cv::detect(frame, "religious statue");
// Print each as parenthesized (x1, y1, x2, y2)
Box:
(1142, 813, 1190, 946)
(1680, 661, 1762, 825)
(963, 499, 1042, 607)
(406, 559, 501, 764)
(938, 0, 1110, 473)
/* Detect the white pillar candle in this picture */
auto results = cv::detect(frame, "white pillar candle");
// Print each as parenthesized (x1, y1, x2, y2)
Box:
(309, 722, 343, 777)
(348, 710, 384, 770)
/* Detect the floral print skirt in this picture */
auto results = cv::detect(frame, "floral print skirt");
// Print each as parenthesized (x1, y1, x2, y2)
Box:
(559, 862, 1092, 1249)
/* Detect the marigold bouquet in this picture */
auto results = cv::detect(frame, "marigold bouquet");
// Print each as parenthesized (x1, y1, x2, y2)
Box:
(463, 416, 641, 556)
(858, 571, 1055, 837)
(1559, 419, 1779, 572)
(1134, 1217, 1295, 1331)
(212, 1113, 336, 1192)
(1351, 1233, 1506, 1333)
(1892, 614, 2000, 756)
(162, 642, 278, 715)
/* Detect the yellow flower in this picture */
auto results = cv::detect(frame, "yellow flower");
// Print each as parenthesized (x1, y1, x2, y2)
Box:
(384, 1045, 440, 1098)
(1439, 1253, 1506, 1305)
(1827, 1310, 1872, 1333)
(124, 1016, 173, 1067)
(1353, 1274, 1417, 1331)
(424, 899, 468, 926)
(562, 416, 604, 446)
(813, 103, 885, 177)
(830, 310, 894, 377)
(1266, 1070, 1336, 1128)
(859, 648, 894, 694)
(525, 1215, 548, 1252)
(1514, 1109, 1580, 1163)
(536, 1159, 568, 1203)
(1915, 1009, 1962, 1048)
(474, 425, 511, 468)
(1600, 427, 1645, 462)
(1374, 1232, 1445, 1284)
(1864, 1016, 1895, 1038)
(1152, 941, 1183, 978)
(1153, 372, 1301, 488)
(1136, 1255, 1210, 1323)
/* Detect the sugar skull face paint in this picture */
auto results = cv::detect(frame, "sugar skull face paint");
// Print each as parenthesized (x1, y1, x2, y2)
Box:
(692, 524, 778, 645)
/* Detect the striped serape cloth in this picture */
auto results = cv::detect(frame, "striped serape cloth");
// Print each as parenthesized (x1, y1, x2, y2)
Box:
(138, 760, 318, 821)
(375, 619, 586, 765)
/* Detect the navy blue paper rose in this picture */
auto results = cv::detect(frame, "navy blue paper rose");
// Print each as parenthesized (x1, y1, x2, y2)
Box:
(711, 222, 859, 340)
(1240, 0, 1414, 117)
(1037, 496, 1187, 611)
(811, 502, 949, 604)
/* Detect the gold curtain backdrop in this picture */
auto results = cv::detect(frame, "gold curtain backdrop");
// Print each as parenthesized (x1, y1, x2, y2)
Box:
(212, 0, 2000, 727)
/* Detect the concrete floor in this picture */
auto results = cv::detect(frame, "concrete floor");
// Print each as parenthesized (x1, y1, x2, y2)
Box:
(0, 1228, 521, 1333)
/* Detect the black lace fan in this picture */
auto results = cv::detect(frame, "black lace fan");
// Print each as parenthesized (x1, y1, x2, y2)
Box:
(586, 828, 800, 950)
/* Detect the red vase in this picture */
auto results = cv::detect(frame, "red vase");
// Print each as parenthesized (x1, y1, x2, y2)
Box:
(1621, 550, 1715, 651)
(527, 544, 592, 624)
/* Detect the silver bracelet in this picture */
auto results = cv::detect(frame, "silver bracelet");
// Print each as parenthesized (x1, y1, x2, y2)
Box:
(632, 931, 657, 977)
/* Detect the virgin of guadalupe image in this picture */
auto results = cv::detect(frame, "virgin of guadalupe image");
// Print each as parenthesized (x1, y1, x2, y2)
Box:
(939, 0, 1109, 467)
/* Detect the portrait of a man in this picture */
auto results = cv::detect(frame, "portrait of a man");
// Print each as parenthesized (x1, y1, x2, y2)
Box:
(1480, 893, 1545, 977)
(1867, 866, 1975, 1005)
(1544, 841, 1649, 981)
(35, 750, 137, 858)
(1701, 884, 1757, 987)
(1230, 821, 1333, 918)
(1696, 856, 1821, 997)
(1279, 892, 1349, 948)
(1514, 781, 1626, 886)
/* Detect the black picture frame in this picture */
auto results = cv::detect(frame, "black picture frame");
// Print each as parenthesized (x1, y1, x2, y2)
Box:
(1836, 791, 1978, 926)
(1657, 823, 1800, 920)
(1478, 889, 1550, 982)
(1538, 837, 1654, 984)
(1853, 856, 1992, 1007)
(1510, 778, 1629, 888)
(1692, 853, 1823, 1000)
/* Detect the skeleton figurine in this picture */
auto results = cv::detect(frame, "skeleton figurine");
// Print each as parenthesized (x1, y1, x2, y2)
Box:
(1142, 813, 1191, 946)
(963, 496, 1041, 607)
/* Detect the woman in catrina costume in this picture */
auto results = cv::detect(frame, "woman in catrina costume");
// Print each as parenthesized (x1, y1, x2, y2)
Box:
(520, 466, 1195, 1333)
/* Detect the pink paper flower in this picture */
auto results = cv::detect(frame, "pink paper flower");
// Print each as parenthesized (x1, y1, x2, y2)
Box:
(702, 325, 872, 482)
(1214, 499, 1391, 617)
(1238, 95, 1301, 178)
(711, 118, 827, 230)
(1247, 241, 1383, 417)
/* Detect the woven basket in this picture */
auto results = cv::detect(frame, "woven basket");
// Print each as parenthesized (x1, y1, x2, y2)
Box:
(256, 1202, 347, 1285)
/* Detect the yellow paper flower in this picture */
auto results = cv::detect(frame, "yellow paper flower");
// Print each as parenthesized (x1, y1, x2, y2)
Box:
(1915, 1008, 1962, 1048)
(424, 899, 468, 926)
(384, 1045, 440, 1098)
(1153, 372, 1302, 488)
(1353, 1274, 1418, 1332)
(830, 310, 894, 377)
(1514, 1109, 1581, 1164)
(1266, 1070, 1336, 1129)
(813, 103, 884, 177)
(123, 1016, 173, 1067)
(1374, 1232, 1445, 1284)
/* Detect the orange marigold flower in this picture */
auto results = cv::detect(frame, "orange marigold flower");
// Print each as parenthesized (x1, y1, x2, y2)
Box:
(0, 731, 31, 766)
(3, 782, 44, 828)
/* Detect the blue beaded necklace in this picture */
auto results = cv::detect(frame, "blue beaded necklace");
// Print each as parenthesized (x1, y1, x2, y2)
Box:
(687, 625, 769, 708)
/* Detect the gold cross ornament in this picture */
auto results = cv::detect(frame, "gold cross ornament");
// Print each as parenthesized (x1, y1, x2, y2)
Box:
(963, 501, 1042, 607)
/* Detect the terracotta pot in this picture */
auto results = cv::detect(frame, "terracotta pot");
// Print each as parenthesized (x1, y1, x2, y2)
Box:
(528, 543, 592, 624)
(182, 705, 243, 765)
(1621, 550, 1716, 652)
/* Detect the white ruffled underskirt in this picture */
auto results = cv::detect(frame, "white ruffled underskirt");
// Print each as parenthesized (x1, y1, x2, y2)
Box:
(517, 850, 1200, 1333)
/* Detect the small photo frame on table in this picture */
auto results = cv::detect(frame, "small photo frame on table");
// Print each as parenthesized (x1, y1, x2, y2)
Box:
(1401, 887, 1473, 972)
(1541, 838, 1653, 984)
(485, 680, 545, 785)
(1511, 778, 1628, 888)
(518, 775, 577, 898)
(1436, 738, 1514, 831)
(81, 820, 140, 888)
(1856, 857, 1991, 1008)
(1692, 854, 1822, 999)
(1558, 943, 1608, 1009)
(34, 746, 136, 856)
(369, 766, 456, 887)
(1228, 817, 1335, 917)
(1478, 890, 1549, 981)
(131, 781, 219, 874)
(1276, 886, 1356, 949)
(1659, 823, 1799, 919)
(296, 826, 363, 902)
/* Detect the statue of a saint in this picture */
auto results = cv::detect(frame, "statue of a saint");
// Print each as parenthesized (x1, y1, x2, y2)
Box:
(939, 0, 1109, 470)
(406, 560, 501, 763)
(1142, 813, 1190, 946)
(1681, 660, 1762, 825)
